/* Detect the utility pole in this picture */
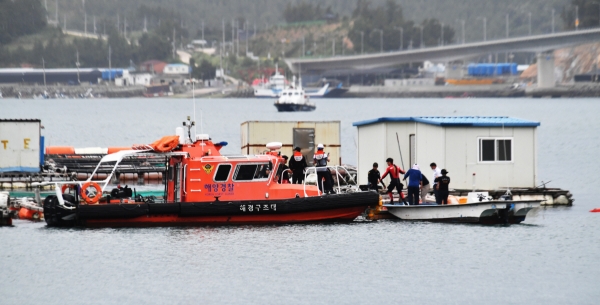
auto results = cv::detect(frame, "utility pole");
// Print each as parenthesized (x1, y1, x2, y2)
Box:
(76, 49, 80, 84)
(477, 17, 487, 41)
(63, 15, 66, 31)
(576, 5, 579, 31)
(108, 45, 112, 83)
(394, 26, 403, 50)
(236, 20, 239, 57)
(302, 35, 305, 57)
(457, 19, 465, 44)
(83, 0, 87, 35)
(45, 0, 48, 22)
(117, 14, 120, 34)
(552, 9, 555, 33)
(124, 16, 127, 38)
(528, 12, 532, 35)
(172, 28, 176, 58)
(202, 20, 205, 40)
(93, 15, 96, 35)
(144, 16, 147, 33)
(332, 37, 335, 56)
(360, 31, 364, 55)
(222, 18, 225, 54)
(245, 22, 249, 55)
(441, 23, 444, 46)
(415, 25, 424, 48)
(55, 0, 58, 25)
(42, 58, 46, 88)
(506, 14, 509, 38)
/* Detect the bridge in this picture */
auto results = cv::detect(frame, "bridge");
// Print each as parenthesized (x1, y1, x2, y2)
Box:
(285, 28, 600, 87)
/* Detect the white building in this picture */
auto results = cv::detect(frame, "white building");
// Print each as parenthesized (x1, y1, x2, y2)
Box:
(163, 64, 191, 75)
(114, 70, 153, 87)
(353, 117, 540, 190)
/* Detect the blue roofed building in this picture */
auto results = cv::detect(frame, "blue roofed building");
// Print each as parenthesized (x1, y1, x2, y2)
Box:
(352, 116, 541, 190)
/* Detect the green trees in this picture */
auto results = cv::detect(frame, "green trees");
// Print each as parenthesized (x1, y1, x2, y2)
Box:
(348, 0, 454, 52)
(0, 0, 47, 44)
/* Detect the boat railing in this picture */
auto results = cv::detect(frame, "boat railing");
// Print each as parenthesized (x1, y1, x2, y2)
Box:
(303, 165, 360, 197)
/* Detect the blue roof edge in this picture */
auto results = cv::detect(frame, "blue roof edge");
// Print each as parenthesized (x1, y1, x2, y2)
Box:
(352, 117, 540, 127)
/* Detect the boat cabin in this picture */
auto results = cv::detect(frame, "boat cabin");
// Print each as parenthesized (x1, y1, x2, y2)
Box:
(353, 116, 540, 190)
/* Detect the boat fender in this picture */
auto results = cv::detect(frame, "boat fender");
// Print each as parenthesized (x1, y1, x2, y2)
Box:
(80, 182, 102, 204)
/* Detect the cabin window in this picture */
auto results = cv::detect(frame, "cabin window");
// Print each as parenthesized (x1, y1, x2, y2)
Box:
(214, 164, 232, 182)
(233, 162, 272, 181)
(479, 138, 512, 162)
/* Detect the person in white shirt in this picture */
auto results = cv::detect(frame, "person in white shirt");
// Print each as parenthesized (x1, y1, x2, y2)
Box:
(430, 162, 442, 203)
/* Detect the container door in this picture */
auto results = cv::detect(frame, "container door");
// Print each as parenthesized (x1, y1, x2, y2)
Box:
(174, 162, 182, 202)
(293, 128, 315, 166)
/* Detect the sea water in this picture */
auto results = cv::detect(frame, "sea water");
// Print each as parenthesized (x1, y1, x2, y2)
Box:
(1, 98, 599, 304)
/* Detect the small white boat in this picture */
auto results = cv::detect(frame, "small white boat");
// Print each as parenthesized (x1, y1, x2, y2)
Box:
(384, 192, 541, 224)
(274, 77, 316, 112)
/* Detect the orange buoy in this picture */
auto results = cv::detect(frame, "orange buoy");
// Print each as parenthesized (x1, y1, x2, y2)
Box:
(61, 184, 75, 194)
(18, 208, 42, 220)
(45, 146, 75, 155)
(81, 181, 102, 204)
(591, 208, 600, 213)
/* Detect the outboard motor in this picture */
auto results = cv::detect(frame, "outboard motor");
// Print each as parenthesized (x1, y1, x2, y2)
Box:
(43, 194, 78, 227)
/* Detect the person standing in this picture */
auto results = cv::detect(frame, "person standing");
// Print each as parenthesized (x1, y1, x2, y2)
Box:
(379, 158, 406, 204)
(403, 164, 422, 205)
(430, 162, 442, 203)
(276, 155, 290, 184)
(289, 147, 308, 184)
(434, 169, 451, 205)
(420, 172, 431, 205)
(368, 162, 384, 191)
(313, 144, 334, 194)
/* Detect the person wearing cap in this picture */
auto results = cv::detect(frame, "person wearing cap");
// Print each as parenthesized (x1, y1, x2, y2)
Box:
(379, 158, 407, 204)
(313, 143, 334, 194)
(368, 162, 385, 191)
(276, 155, 290, 184)
(403, 164, 422, 205)
(289, 147, 308, 184)
(434, 169, 451, 205)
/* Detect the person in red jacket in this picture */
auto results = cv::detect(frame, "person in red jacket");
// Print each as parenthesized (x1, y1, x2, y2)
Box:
(379, 158, 407, 204)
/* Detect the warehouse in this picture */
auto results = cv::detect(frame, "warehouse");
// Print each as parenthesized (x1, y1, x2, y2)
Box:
(0, 68, 103, 84)
(352, 116, 540, 190)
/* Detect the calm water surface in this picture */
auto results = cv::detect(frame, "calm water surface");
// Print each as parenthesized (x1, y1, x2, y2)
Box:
(1, 98, 599, 304)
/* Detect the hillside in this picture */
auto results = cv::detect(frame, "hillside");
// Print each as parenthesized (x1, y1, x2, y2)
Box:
(46, 0, 570, 44)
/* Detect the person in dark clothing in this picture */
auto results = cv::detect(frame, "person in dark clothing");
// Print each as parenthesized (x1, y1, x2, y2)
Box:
(368, 162, 384, 191)
(313, 144, 334, 194)
(434, 169, 451, 205)
(403, 164, 422, 205)
(379, 158, 407, 204)
(276, 155, 290, 184)
(288, 147, 308, 184)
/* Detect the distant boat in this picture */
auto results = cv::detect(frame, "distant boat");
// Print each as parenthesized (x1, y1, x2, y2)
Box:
(304, 79, 348, 98)
(274, 77, 315, 112)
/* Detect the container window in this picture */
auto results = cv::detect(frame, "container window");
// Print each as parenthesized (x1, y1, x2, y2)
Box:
(480, 139, 495, 161)
(214, 164, 232, 182)
(497, 140, 512, 161)
(479, 138, 512, 162)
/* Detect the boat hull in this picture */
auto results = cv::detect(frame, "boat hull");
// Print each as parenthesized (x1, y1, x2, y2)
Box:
(47, 192, 379, 227)
(384, 200, 540, 224)
(274, 103, 316, 112)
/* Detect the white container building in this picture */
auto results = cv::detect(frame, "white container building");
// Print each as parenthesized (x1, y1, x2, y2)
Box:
(241, 121, 341, 166)
(0, 119, 42, 173)
(353, 117, 540, 190)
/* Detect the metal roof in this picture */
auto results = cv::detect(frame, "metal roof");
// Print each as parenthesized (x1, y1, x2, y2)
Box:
(0, 119, 41, 122)
(352, 116, 540, 127)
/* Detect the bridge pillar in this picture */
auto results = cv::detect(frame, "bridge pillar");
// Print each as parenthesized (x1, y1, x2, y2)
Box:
(537, 52, 556, 88)
(445, 61, 464, 80)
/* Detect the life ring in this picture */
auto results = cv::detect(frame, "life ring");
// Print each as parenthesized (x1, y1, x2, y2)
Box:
(80, 182, 102, 204)
(61, 184, 75, 194)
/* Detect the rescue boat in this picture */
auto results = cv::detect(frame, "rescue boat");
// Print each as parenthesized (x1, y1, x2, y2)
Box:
(35, 118, 379, 227)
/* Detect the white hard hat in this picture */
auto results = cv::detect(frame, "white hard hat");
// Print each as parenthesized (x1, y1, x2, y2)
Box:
(317, 143, 324, 149)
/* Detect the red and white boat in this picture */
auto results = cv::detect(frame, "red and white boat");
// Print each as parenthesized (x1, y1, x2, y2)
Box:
(35, 119, 379, 227)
